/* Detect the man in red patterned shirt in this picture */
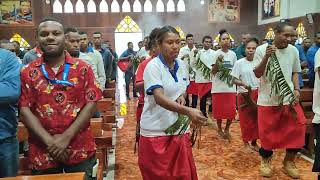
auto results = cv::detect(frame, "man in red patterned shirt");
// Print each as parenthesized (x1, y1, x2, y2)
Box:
(19, 17, 102, 179)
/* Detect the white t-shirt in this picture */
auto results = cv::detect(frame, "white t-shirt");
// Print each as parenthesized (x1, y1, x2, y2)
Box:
(136, 47, 149, 58)
(313, 49, 320, 123)
(211, 49, 237, 93)
(140, 55, 189, 137)
(193, 48, 216, 83)
(254, 44, 301, 106)
(178, 45, 197, 81)
(230, 57, 260, 93)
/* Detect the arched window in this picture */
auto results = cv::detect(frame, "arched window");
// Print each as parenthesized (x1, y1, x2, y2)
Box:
(175, 26, 185, 39)
(64, 0, 74, 13)
(10, 33, 30, 50)
(99, 0, 109, 12)
(133, 0, 141, 12)
(122, 0, 131, 12)
(156, 0, 164, 12)
(213, 33, 235, 46)
(111, 0, 120, 12)
(75, 0, 85, 13)
(265, 28, 275, 40)
(166, 0, 175, 12)
(177, 0, 185, 12)
(53, 0, 63, 13)
(296, 22, 307, 44)
(144, 0, 152, 12)
(87, 0, 96, 12)
(115, 16, 141, 32)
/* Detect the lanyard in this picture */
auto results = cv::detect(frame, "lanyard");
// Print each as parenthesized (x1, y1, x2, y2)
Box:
(40, 63, 74, 86)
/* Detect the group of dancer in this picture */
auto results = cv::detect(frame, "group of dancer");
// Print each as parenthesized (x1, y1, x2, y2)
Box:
(134, 22, 309, 179)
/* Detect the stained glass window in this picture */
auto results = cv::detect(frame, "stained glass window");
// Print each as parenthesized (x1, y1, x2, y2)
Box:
(53, 0, 63, 13)
(122, 0, 131, 12)
(265, 27, 275, 40)
(115, 16, 141, 33)
(10, 33, 30, 49)
(144, 0, 152, 12)
(175, 26, 185, 39)
(296, 22, 307, 44)
(87, 0, 96, 12)
(133, 0, 141, 12)
(64, 0, 74, 13)
(167, 0, 175, 12)
(99, 0, 108, 12)
(111, 0, 120, 12)
(177, 0, 185, 12)
(75, 0, 85, 13)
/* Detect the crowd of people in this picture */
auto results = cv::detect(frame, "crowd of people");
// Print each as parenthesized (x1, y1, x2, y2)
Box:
(0, 16, 320, 180)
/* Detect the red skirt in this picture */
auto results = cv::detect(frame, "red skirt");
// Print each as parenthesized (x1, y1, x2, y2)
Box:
(237, 90, 259, 142)
(138, 134, 198, 180)
(195, 82, 212, 98)
(258, 104, 306, 150)
(212, 93, 236, 120)
(187, 81, 198, 95)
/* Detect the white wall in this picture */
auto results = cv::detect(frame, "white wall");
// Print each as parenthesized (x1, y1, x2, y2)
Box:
(258, 0, 320, 25)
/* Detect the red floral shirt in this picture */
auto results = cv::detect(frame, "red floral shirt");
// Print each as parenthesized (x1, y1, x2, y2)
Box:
(19, 52, 102, 170)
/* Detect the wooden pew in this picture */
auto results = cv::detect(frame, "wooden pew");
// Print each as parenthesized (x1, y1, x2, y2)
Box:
(102, 88, 115, 99)
(90, 118, 113, 178)
(1, 172, 85, 180)
(300, 88, 315, 156)
(105, 81, 116, 88)
(97, 98, 114, 112)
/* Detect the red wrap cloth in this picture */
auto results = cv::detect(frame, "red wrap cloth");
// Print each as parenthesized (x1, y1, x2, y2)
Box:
(195, 82, 212, 98)
(237, 90, 259, 142)
(138, 134, 198, 180)
(258, 104, 306, 150)
(187, 81, 198, 95)
(212, 93, 236, 120)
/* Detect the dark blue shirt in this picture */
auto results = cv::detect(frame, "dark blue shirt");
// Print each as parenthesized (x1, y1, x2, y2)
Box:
(0, 49, 21, 140)
(307, 45, 320, 86)
(295, 44, 307, 88)
(97, 47, 113, 81)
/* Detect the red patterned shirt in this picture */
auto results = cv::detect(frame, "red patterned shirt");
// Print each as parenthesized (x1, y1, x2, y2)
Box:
(135, 57, 153, 105)
(19, 52, 102, 170)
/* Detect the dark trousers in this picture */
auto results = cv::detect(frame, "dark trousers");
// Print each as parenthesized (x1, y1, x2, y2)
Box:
(32, 155, 97, 180)
(0, 136, 19, 178)
(186, 95, 198, 108)
(313, 123, 320, 172)
(200, 92, 211, 117)
(125, 71, 136, 97)
(259, 147, 300, 158)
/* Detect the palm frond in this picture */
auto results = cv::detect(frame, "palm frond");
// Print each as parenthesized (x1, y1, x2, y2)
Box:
(265, 53, 296, 106)
(195, 54, 212, 80)
(216, 59, 234, 87)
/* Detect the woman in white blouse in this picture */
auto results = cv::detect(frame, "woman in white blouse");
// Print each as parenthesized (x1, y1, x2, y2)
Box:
(138, 26, 207, 180)
(230, 38, 260, 151)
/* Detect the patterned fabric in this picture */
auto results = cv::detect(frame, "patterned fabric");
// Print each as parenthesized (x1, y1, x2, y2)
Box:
(19, 52, 102, 170)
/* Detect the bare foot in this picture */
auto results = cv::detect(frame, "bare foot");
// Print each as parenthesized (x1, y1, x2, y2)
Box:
(250, 143, 260, 152)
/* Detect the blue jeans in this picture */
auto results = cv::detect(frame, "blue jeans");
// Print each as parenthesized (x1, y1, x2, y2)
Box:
(0, 136, 19, 177)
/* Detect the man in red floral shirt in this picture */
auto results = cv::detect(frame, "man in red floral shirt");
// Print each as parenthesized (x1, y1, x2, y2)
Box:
(19, 17, 102, 179)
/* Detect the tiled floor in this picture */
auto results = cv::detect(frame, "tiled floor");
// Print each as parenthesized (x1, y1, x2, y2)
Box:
(115, 99, 317, 180)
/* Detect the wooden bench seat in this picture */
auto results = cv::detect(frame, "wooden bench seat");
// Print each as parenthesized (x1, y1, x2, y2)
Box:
(105, 81, 116, 88)
(97, 98, 114, 112)
(102, 88, 115, 99)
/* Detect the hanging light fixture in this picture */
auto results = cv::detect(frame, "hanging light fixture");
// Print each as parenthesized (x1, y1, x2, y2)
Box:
(200, 0, 205, 5)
